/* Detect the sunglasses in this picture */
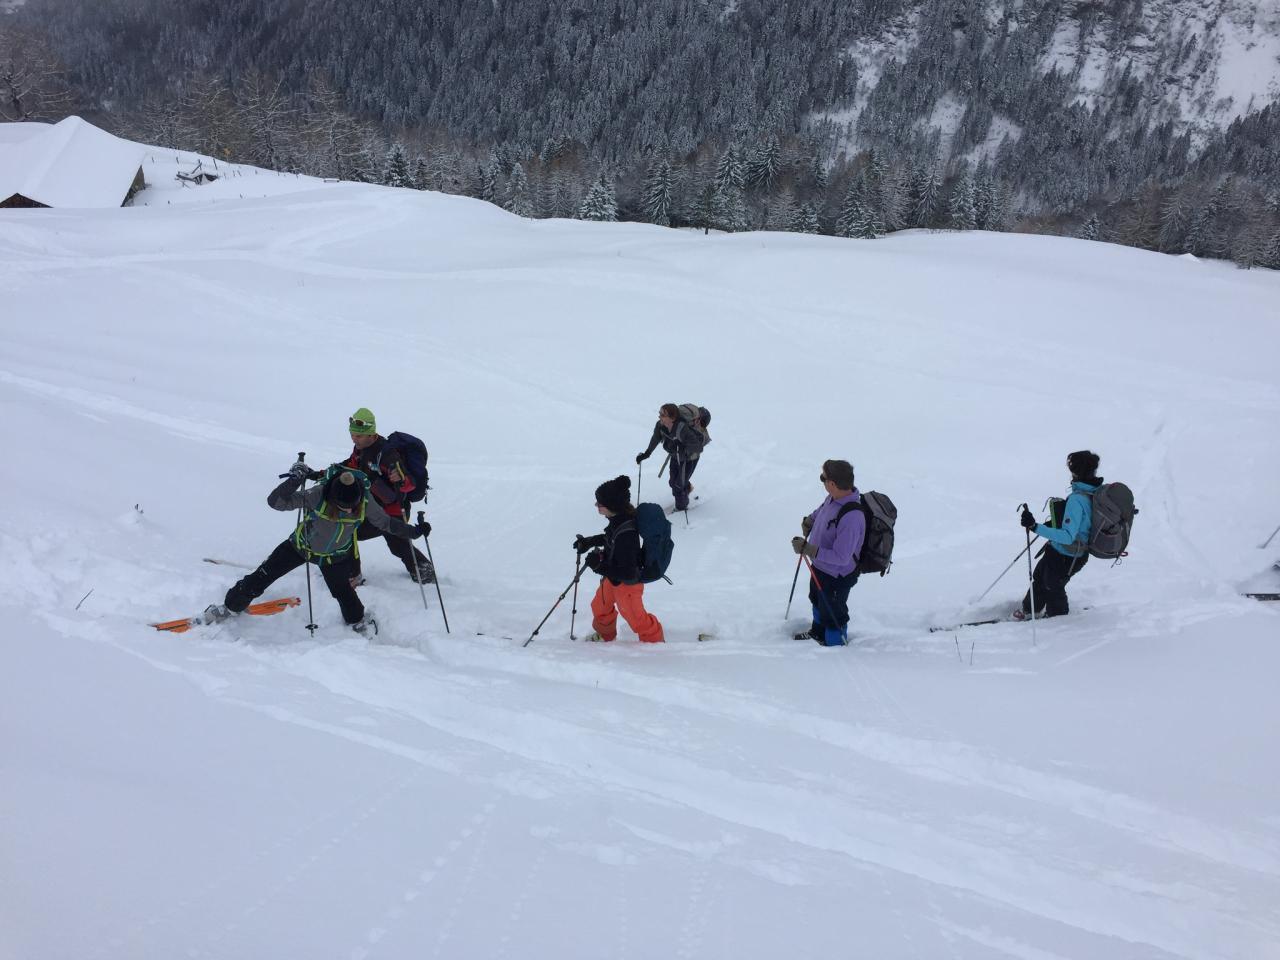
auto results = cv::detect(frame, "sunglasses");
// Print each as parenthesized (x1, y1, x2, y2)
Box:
(820, 474, 829, 483)
(349, 417, 373, 429)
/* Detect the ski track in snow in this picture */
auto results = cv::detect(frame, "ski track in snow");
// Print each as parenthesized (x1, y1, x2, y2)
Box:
(48, 601, 1280, 959)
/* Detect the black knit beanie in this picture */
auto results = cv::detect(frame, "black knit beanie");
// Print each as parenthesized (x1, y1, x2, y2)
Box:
(595, 475, 632, 513)
(1067, 450, 1101, 479)
(328, 470, 363, 507)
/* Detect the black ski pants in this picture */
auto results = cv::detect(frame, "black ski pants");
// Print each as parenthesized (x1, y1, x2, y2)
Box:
(808, 565, 860, 645)
(1021, 548, 1088, 618)
(351, 518, 429, 578)
(670, 455, 698, 511)
(226, 539, 364, 625)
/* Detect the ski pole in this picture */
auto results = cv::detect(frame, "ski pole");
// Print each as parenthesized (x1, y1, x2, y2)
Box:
(803, 555, 844, 640)
(408, 515, 431, 616)
(972, 538, 1039, 603)
(681, 459, 690, 527)
(1021, 503, 1038, 647)
(524, 555, 587, 647)
(784, 522, 815, 619)
(784, 552, 806, 619)
(295, 451, 318, 635)
(1260, 523, 1280, 549)
(570, 550, 581, 640)
(637, 459, 642, 503)
(659, 453, 670, 478)
(418, 511, 449, 634)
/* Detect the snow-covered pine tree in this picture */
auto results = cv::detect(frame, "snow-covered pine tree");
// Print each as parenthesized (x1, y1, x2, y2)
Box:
(790, 202, 821, 234)
(412, 155, 430, 191)
(715, 143, 745, 195)
(710, 185, 748, 232)
(835, 179, 878, 239)
(1262, 231, 1280, 270)
(949, 169, 977, 230)
(642, 156, 675, 227)
(382, 143, 411, 187)
(505, 162, 536, 217)
(1159, 191, 1190, 252)
(746, 136, 782, 191)
(768, 189, 798, 231)
(480, 157, 500, 205)
(427, 148, 461, 192)
(973, 166, 995, 229)
(912, 166, 941, 227)
(351, 142, 380, 184)
(1079, 214, 1101, 241)
(579, 175, 618, 221)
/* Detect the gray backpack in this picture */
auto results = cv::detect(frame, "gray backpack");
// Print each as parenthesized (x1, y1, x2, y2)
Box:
(1087, 482, 1137, 559)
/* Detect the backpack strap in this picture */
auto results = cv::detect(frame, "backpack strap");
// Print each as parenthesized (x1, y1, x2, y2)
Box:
(827, 502, 862, 529)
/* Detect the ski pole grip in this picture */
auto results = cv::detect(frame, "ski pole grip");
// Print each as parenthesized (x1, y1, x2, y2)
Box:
(280, 452, 309, 479)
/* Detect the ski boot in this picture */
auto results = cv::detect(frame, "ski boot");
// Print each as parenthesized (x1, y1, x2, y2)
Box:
(203, 603, 233, 624)
(351, 614, 378, 636)
(408, 560, 436, 584)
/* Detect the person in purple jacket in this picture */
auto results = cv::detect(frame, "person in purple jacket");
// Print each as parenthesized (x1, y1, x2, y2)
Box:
(791, 459, 867, 646)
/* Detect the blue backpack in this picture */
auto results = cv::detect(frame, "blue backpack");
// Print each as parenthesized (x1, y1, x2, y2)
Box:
(385, 431, 429, 502)
(634, 503, 674, 583)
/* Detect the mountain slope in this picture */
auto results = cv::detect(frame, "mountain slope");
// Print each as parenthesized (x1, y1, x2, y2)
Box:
(2, 161, 1279, 959)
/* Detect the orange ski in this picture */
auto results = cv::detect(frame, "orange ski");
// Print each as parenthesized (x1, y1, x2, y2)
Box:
(151, 597, 301, 633)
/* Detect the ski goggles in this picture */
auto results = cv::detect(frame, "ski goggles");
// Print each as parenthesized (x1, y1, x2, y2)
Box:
(348, 416, 376, 434)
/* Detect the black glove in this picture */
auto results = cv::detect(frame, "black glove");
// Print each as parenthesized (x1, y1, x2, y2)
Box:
(287, 461, 310, 481)
(573, 534, 590, 554)
(1020, 507, 1037, 530)
(417, 519, 432, 539)
(585, 549, 603, 572)
(635, 452, 649, 464)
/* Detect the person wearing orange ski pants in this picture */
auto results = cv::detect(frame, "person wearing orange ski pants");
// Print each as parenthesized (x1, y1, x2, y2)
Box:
(574, 474, 665, 644)
(590, 578, 663, 643)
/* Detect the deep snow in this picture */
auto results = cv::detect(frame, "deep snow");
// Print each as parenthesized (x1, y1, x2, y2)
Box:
(2, 153, 1279, 960)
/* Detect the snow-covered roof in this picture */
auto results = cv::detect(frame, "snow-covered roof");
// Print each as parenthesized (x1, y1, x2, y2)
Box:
(0, 116, 145, 208)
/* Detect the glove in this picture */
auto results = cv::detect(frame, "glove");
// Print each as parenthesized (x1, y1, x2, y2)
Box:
(791, 536, 818, 558)
(585, 549, 603, 572)
(573, 534, 590, 554)
(287, 461, 310, 481)
(635, 452, 649, 464)
(1020, 507, 1037, 531)
(801, 516, 814, 536)
(416, 519, 432, 539)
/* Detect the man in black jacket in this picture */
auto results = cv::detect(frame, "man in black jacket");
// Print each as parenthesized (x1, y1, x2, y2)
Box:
(344, 408, 434, 585)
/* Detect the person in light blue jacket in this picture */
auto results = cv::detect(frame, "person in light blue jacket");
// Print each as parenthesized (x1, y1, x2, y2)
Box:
(1015, 450, 1101, 619)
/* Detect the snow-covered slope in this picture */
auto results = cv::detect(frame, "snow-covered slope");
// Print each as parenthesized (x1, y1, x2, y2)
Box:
(2, 170, 1279, 959)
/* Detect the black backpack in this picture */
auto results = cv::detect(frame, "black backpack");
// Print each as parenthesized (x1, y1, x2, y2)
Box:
(385, 431, 429, 502)
(830, 491, 898, 577)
